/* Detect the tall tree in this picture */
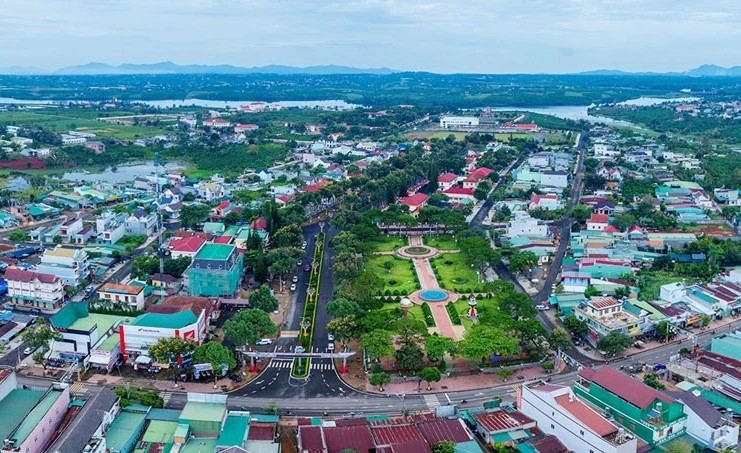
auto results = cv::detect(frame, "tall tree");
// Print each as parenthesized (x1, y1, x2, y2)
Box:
(395, 343, 424, 373)
(418, 366, 442, 390)
(597, 331, 633, 357)
(458, 324, 519, 364)
(548, 328, 572, 352)
(180, 204, 211, 229)
(249, 285, 279, 313)
(223, 309, 277, 347)
(369, 372, 391, 392)
(360, 330, 394, 361)
(424, 335, 457, 363)
(327, 316, 358, 347)
(21, 318, 62, 351)
(271, 224, 304, 248)
(147, 337, 196, 364)
(193, 341, 237, 382)
(427, 161, 439, 193)
(326, 298, 363, 319)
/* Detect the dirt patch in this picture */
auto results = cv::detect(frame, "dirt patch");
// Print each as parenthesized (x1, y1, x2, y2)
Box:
(0, 158, 47, 169)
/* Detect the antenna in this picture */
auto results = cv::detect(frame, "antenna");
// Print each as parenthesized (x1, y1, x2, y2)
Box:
(155, 151, 165, 305)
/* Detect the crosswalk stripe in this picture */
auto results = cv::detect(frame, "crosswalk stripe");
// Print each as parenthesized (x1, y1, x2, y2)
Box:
(161, 392, 173, 406)
(423, 394, 440, 408)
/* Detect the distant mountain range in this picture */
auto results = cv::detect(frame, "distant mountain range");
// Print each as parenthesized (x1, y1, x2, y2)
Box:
(0, 61, 400, 75)
(0, 62, 740, 76)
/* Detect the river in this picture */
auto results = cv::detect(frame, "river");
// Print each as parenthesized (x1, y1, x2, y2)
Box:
(0, 97, 360, 110)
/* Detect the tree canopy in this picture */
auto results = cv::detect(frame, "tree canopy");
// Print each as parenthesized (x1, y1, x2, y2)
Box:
(223, 309, 277, 347)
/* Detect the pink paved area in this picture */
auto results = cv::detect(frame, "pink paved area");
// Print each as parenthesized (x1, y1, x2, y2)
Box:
(365, 358, 567, 394)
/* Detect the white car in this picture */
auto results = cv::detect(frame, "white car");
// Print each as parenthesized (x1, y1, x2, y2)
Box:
(328, 333, 334, 341)
(23, 347, 34, 355)
(301, 241, 307, 249)
(290, 283, 297, 291)
(257, 338, 273, 345)
(328, 343, 335, 352)
(292, 275, 298, 283)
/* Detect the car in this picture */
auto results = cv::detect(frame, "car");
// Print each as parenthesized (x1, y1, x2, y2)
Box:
(297, 260, 302, 266)
(328, 333, 334, 341)
(290, 283, 297, 291)
(304, 264, 311, 272)
(536, 304, 550, 311)
(257, 338, 273, 345)
(292, 275, 298, 283)
(23, 347, 34, 355)
(30, 308, 41, 315)
(301, 241, 307, 249)
(228, 373, 243, 382)
(328, 343, 335, 352)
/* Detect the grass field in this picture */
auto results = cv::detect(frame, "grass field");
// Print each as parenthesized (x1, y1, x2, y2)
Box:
(638, 272, 683, 301)
(422, 235, 459, 251)
(449, 296, 497, 331)
(365, 255, 419, 295)
(0, 111, 170, 139)
(369, 235, 407, 252)
(431, 253, 479, 291)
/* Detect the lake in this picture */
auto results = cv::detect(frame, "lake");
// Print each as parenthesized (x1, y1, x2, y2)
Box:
(0, 97, 360, 110)
(61, 161, 184, 183)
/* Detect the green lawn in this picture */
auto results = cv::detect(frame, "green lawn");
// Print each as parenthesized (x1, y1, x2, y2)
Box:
(449, 296, 498, 331)
(365, 255, 420, 295)
(638, 272, 683, 301)
(422, 235, 459, 251)
(430, 253, 480, 291)
(429, 132, 469, 141)
(0, 111, 170, 139)
(380, 303, 426, 324)
(369, 235, 407, 252)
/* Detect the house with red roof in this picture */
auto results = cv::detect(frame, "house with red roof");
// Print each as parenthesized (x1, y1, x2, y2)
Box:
(587, 213, 610, 231)
(471, 409, 536, 447)
(442, 187, 475, 203)
(515, 123, 539, 132)
(234, 123, 259, 133)
(399, 193, 429, 214)
(529, 193, 563, 211)
(202, 118, 231, 128)
(437, 172, 459, 191)
(169, 236, 206, 259)
(4, 267, 65, 312)
(521, 383, 638, 453)
(575, 366, 687, 447)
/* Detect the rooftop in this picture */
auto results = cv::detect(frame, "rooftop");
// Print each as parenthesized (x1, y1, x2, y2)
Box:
(472, 409, 535, 433)
(195, 243, 236, 261)
(0, 389, 44, 442)
(217, 414, 249, 447)
(170, 236, 206, 253)
(417, 418, 472, 444)
(179, 401, 226, 423)
(98, 282, 144, 296)
(553, 393, 617, 437)
(588, 296, 622, 310)
(578, 366, 673, 410)
(4, 267, 58, 284)
(9, 388, 66, 447)
(324, 425, 375, 453)
(130, 310, 198, 329)
(44, 246, 81, 258)
(46, 387, 119, 453)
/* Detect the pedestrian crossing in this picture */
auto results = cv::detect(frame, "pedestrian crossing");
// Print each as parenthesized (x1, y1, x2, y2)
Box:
(423, 394, 441, 409)
(161, 392, 173, 406)
(69, 382, 86, 395)
(268, 360, 334, 371)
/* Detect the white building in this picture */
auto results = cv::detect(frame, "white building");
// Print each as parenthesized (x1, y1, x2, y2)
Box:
(660, 281, 686, 303)
(540, 171, 569, 189)
(506, 211, 549, 238)
(60, 217, 84, 243)
(36, 246, 90, 287)
(440, 116, 479, 128)
(124, 209, 156, 236)
(98, 283, 146, 310)
(96, 210, 127, 244)
(61, 134, 87, 145)
(4, 267, 65, 312)
(669, 390, 738, 451)
(520, 384, 637, 453)
(594, 143, 620, 158)
(120, 308, 208, 360)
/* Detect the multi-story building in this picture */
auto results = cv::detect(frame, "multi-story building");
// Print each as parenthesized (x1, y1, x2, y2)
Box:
(98, 283, 146, 310)
(185, 244, 243, 297)
(575, 296, 643, 346)
(439, 116, 479, 128)
(60, 217, 84, 243)
(44, 387, 119, 453)
(575, 366, 687, 447)
(124, 209, 156, 236)
(520, 383, 637, 453)
(668, 390, 738, 451)
(36, 245, 90, 287)
(96, 210, 127, 244)
(506, 211, 549, 238)
(4, 267, 65, 312)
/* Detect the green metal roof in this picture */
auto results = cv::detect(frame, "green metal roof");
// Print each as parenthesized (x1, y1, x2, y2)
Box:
(70, 313, 123, 333)
(96, 332, 121, 352)
(10, 389, 65, 446)
(180, 437, 218, 453)
(455, 440, 485, 453)
(174, 423, 190, 439)
(179, 401, 226, 423)
(203, 222, 226, 234)
(51, 302, 89, 329)
(106, 409, 149, 452)
(195, 243, 235, 261)
(131, 310, 197, 329)
(217, 414, 249, 447)
(141, 420, 178, 443)
(146, 408, 182, 422)
(0, 389, 44, 442)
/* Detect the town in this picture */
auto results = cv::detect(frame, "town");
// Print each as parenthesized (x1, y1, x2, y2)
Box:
(0, 87, 739, 453)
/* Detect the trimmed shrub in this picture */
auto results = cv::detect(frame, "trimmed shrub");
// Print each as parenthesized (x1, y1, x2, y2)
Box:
(393, 289, 400, 296)
(446, 302, 462, 325)
(421, 302, 436, 327)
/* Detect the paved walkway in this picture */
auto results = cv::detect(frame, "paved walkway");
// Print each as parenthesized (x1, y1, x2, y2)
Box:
(405, 237, 460, 340)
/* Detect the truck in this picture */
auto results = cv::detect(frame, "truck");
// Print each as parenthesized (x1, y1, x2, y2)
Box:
(5, 246, 41, 260)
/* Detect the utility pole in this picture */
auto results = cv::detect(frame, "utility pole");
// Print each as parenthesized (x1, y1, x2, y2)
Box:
(155, 151, 165, 305)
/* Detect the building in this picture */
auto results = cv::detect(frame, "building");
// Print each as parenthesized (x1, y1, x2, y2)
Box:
(169, 235, 206, 259)
(440, 116, 479, 128)
(4, 267, 65, 312)
(574, 297, 643, 347)
(471, 409, 536, 447)
(44, 387, 120, 453)
(575, 366, 687, 446)
(667, 390, 738, 451)
(442, 187, 475, 203)
(98, 283, 146, 310)
(124, 209, 156, 236)
(203, 118, 231, 128)
(506, 211, 549, 238)
(59, 217, 84, 243)
(50, 302, 127, 362)
(84, 141, 106, 154)
(61, 134, 87, 145)
(437, 172, 459, 191)
(36, 246, 90, 287)
(587, 214, 610, 232)
(185, 244, 243, 297)
(530, 193, 563, 211)
(96, 210, 127, 244)
(520, 383, 637, 453)
(398, 193, 429, 214)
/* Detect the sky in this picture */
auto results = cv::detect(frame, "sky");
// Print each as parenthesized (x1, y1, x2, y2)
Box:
(1, 0, 740, 74)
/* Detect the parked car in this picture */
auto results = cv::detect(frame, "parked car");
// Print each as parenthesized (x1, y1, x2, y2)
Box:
(23, 347, 34, 355)
(301, 241, 307, 249)
(537, 304, 550, 311)
(290, 283, 297, 291)
(328, 343, 335, 352)
(304, 264, 311, 272)
(257, 338, 273, 345)
(328, 333, 334, 341)
(292, 275, 298, 283)
(229, 373, 243, 382)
